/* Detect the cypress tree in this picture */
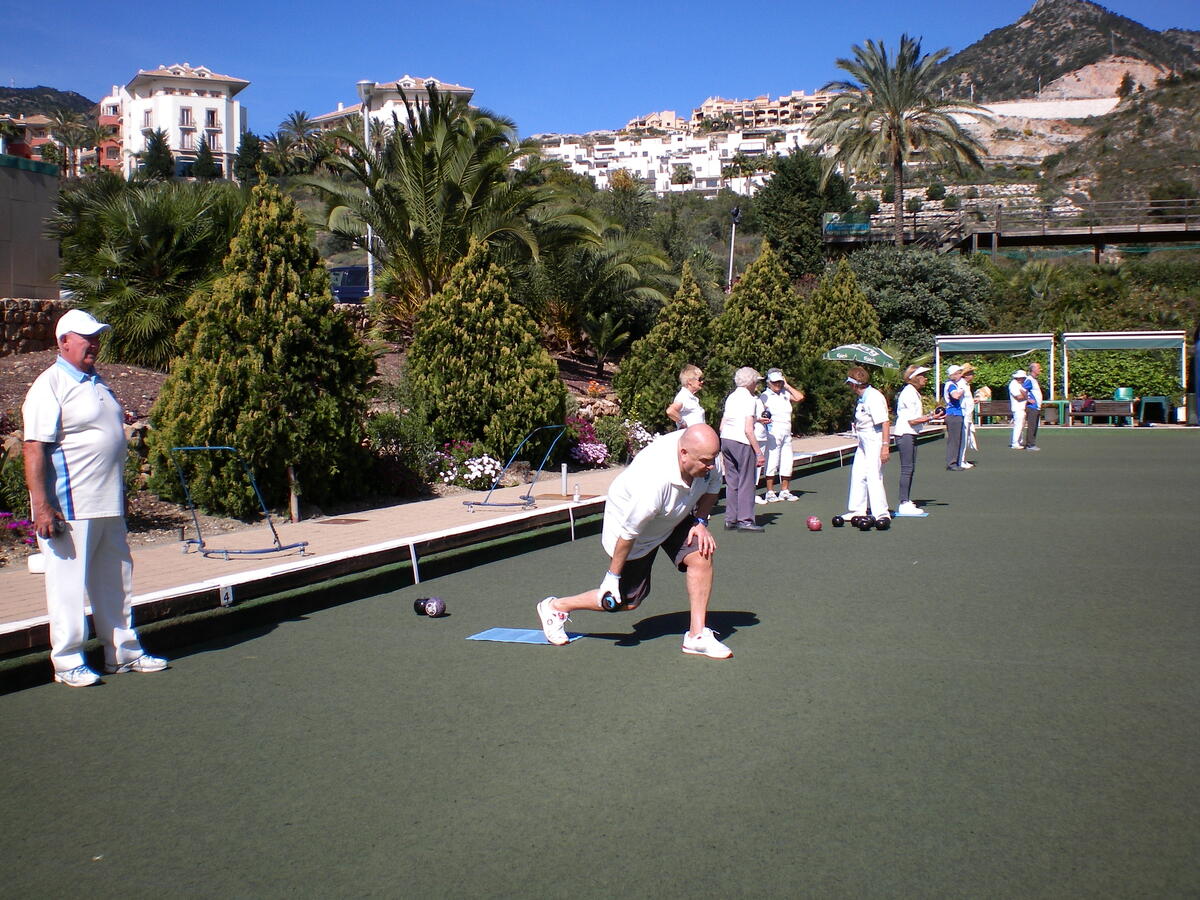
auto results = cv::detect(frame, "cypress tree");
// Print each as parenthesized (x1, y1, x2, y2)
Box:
(798, 258, 883, 433)
(614, 262, 714, 431)
(190, 136, 219, 179)
(233, 132, 265, 183)
(756, 149, 853, 280)
(709, 241, 805, 404)
(406, 240, 567, 459)
(139, 129, 174, 179)
(148, 180, 375, 517)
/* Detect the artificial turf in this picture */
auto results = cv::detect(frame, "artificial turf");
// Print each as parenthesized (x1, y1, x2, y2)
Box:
(2, 427, 1197, 897)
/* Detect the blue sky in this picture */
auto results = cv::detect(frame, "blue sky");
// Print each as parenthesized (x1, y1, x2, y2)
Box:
(5, 0, 1197, 137)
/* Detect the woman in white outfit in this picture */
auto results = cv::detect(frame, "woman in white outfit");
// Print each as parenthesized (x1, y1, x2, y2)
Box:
(842, 366, 891, 524)
(1008, 370, 1029, 448)
(666, 365, 706, 429)
(893, 365, 940, 516)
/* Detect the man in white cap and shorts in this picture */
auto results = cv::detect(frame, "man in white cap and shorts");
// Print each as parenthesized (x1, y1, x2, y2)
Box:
(22, 309, 168, 686)
(1008, 370, 1029, 448)
(757, 368, 805, 502)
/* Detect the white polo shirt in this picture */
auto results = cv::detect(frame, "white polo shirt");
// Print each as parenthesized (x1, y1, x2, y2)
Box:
(22, 357, 127, 519)
(893, 383, 925, 437)
(853, 385, 888, 437)
(602, 430, 724, 560)
(719, 387, 758, 445)
(671, 386, 705, 428)
(759, 387, 793, 436)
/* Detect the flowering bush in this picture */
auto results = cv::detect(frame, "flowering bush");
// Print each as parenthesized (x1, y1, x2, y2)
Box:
(435, 441, 505, 490)
(1, 511, 37, 561)
(586, 380, 604, 398)
(566, 416, 609, 468)
(593, 416, 658, 464)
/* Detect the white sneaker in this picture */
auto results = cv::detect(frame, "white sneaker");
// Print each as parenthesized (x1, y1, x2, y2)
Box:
(841, 510, 866, 520)
(536, 597, 570, 646)
(896, 501, 924, 516)
(959, 462, 974, 469)
(681, 626, 732, 659)
(754, 494, 769, 505)
(778, 490, 799, 501)
(764, 491, 780, 503)
(103, 654, 168, 674)
(54, 665, 101, 687)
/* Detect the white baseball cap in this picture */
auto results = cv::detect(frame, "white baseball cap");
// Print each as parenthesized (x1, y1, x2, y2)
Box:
(55, 309, 111, 340)
(1012, 369, 1027, 379)
(766, 368, 785, 382)
(947, 364, 963, 376)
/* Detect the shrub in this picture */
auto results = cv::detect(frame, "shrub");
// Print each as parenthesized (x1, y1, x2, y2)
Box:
(0, 453, 30, 518)
(407, 241, 566, 462)
(942, 194, 961, 210)
(593, 416, 656, 465)
(1063, 350, 1183, 403)
(925, 183, 946, 201)
(614, 262, 714, 432)
(148, 180, 375, 517)
(434, 441, 505, 490)
(882, 184, 895, 203)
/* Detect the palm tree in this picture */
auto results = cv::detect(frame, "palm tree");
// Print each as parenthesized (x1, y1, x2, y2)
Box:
(278, 110, 326, 173)
(47, 177, 246, 369)
(50, 109, 88, 178)
(303, 85, 598, 330)
(808, 34, 991, 246)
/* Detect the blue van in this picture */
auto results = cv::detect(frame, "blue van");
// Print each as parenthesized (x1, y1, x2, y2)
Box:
(328, 266, 369, 302)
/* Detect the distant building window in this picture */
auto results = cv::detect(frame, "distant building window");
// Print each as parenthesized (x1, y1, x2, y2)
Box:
(180, 131, 195, 150)
(106, 146, 119, 159)
(105, 105, 119, 116)
(205, 109, 218, 128)
(210, 135, 222, 151)
(180, 108, 193, 127)
(143, 110, 152, 128)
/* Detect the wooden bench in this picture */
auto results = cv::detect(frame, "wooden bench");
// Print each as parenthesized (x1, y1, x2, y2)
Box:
(975, 401, 1013, 424)
(1068, 400, 1135, 425)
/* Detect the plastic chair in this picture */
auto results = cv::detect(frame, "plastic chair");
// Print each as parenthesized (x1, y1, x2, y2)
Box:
(1113, 387, 1134, 425)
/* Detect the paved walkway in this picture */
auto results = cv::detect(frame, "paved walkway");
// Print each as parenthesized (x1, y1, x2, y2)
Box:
(0, 433, 870, 659)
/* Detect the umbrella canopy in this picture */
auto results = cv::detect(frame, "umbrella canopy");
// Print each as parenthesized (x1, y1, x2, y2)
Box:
(822, 343, 900, 368)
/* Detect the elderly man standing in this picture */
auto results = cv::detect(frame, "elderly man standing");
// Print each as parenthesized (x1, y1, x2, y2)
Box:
(22, 310, 168, 687)
(719, 367, 766, 532)
(536, 424, 732, 659)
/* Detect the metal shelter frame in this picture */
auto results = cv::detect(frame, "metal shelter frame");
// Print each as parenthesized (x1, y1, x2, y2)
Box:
(934, 333, 1057, 398)
(1061, 331, 1188, 400)
(463, 425, 567, 513)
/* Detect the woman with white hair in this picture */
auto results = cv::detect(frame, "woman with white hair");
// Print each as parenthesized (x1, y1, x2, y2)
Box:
(719, 366, 766, 532)
(666, 364, 705, 429)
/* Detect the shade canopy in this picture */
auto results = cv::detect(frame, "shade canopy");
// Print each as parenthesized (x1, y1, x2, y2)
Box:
(823, 343, 900, 368)
(934, 333, 1056, 398)
(1062, 331, 1188, 399)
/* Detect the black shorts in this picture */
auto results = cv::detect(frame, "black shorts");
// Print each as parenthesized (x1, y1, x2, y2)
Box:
(616, 517, 703, 609)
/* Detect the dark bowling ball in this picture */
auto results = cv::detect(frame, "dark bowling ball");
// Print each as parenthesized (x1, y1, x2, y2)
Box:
(424, 597, 447, 617)
(832, 515, 845, 528)
(857, 519, 873, 531)
(875, 517, 891, 531)
(864, 515, 877, 528)
(849, 515, 863, 528)
(413, 597, 430, 615)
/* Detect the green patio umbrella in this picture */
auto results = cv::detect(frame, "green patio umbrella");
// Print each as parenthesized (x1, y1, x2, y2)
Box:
(822, 343, 900, 369)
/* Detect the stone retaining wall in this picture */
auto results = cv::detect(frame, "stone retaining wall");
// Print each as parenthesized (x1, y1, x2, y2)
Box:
(0, 298, 70, 357)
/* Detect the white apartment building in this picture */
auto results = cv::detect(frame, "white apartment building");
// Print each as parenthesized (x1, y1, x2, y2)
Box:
(312, 75, 473, 133)
(536, 125, 814, 197)
(100, 63, 249, 179)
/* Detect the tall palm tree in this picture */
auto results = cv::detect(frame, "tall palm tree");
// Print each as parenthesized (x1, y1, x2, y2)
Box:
(303, 85, 598, 327)
(808, 34, 991, 246)
(50, 109, 88, 178)
(278, 110, 326, 172)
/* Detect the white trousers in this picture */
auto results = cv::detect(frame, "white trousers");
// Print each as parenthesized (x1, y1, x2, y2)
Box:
(38, 516, 143, 672)
(1010, 408, 1026, 447)
(764, 432, 794, 478)
(847, 434, 890, 517)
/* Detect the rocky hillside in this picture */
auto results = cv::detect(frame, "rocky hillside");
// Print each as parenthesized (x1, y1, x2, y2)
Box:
(0, 86, 96, 118)
(942, 0, 1200, 102)
(1043, 72, 1200, 201)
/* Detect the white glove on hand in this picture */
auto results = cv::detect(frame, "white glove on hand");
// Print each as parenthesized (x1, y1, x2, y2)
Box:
(599, 571, 621, 610)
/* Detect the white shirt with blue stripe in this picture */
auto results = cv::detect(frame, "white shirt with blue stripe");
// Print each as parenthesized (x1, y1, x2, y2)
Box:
(22, 357, 127, 519)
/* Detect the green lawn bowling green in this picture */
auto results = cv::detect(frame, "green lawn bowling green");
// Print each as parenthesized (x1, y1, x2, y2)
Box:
(2, 428, 1197, 897)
